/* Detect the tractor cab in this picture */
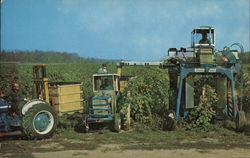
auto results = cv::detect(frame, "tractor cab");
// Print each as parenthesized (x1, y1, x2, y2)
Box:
(191, 26, 215, 48)
(93, 74, 120, 93)
(91, 73, 120, 115)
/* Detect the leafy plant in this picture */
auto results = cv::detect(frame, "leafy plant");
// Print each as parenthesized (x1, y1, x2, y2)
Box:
(182, 84, 218, 131)
(0, 63, 20, 96)
(242, 64, 250, 112)
(118, 68, 170, 128)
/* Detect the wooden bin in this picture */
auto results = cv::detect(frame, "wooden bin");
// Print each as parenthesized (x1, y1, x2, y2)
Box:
(48, 82, 83, 115)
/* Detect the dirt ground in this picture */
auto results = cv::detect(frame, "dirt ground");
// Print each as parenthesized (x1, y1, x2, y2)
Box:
(1, 119, 250, 158)
(1, 135, 250, 158)
(33, 148, 250, 158)
(1, 142, 250, 158)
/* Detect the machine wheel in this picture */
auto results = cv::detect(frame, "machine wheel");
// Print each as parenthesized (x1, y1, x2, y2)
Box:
(163, 116, 176, 131)
(21, 103, 57, 139)
(235, 110, 246, 132)
(114, 113, 121, 132)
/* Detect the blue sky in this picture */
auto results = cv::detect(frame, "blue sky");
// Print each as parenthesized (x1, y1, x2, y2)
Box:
(1, 0, 250, 60)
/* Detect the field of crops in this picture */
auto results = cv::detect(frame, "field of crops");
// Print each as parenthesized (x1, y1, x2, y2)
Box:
(1, 62, 249, 108)
(1, 62, 249, 128)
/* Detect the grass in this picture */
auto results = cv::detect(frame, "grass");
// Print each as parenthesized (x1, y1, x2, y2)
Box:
(54, 122, 250, 151)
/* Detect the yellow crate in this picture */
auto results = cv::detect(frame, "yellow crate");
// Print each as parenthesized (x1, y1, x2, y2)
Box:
(48, 82, 84, 115)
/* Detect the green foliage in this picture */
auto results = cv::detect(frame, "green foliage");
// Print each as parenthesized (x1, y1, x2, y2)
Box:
(238, 52, 250, 64)
(182, 84, 217, 131)
(242, 64, 250, 112)
(0, 63, 20, 95)
(118, 68, 170, 127)
(58, 112, 84, 129)
(192, 75, 218, 105)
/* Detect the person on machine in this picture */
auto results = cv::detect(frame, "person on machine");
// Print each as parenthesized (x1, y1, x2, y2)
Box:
(199, 33, 210, 44)
(98, 64, 107, 74)
(101, 78, 113, 90)
(4, 82, 27, 114)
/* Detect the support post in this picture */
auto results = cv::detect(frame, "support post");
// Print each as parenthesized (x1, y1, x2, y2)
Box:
(176, 75, 184, 119)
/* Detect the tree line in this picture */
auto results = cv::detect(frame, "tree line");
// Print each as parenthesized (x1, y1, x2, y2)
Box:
(0, 50, 249, 64)
(0, 50, 115, 63)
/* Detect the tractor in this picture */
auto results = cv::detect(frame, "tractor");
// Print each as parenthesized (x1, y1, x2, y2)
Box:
(0, 65, 57, 139)
(83, 65, 130, 132)
(165, 26, 245, 126)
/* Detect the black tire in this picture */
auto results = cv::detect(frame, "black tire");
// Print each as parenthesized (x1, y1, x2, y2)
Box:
(235, 110, 246, 132)
(114, 113, 121, 132)
(163, 116, 176, 131)
(21, 103, 57, 139)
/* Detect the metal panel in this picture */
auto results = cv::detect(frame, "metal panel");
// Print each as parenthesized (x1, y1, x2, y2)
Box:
(185, 77, 194, 109)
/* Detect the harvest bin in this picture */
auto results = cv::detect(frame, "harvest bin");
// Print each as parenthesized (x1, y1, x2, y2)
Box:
(48, 82, 83, 115)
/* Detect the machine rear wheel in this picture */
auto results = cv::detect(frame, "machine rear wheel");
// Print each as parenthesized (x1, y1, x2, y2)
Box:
(21, 103, 57, 139)
(235, 110, 246, 132)
(163, 113, 176, 131)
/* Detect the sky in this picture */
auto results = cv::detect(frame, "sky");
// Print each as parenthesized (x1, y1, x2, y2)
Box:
(1, 0, 250, 60)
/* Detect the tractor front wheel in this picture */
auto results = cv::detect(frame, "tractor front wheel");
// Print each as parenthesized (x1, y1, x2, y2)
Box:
(21, 103, 57, 139)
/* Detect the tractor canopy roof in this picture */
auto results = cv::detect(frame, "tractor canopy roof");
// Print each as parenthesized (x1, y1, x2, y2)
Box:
(191, 26, 215, 48)
(192, 26, 215, 32)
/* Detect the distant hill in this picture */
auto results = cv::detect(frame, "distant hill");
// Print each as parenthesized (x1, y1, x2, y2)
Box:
(0, 50, 248, 64)
(0, 50, 117, 63)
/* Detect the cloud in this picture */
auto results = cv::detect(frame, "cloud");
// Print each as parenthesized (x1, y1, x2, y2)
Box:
(56, 0, 250, 59)
(57, 0, 125, 31)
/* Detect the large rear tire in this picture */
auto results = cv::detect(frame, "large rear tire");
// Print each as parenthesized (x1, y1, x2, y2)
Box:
(21, 103, 57, 139)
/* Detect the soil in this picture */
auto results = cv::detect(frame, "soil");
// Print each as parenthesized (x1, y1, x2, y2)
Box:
(1, 117, 250, 158)
(33, 148, 250, 158)
(1, 136, 250, 158)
